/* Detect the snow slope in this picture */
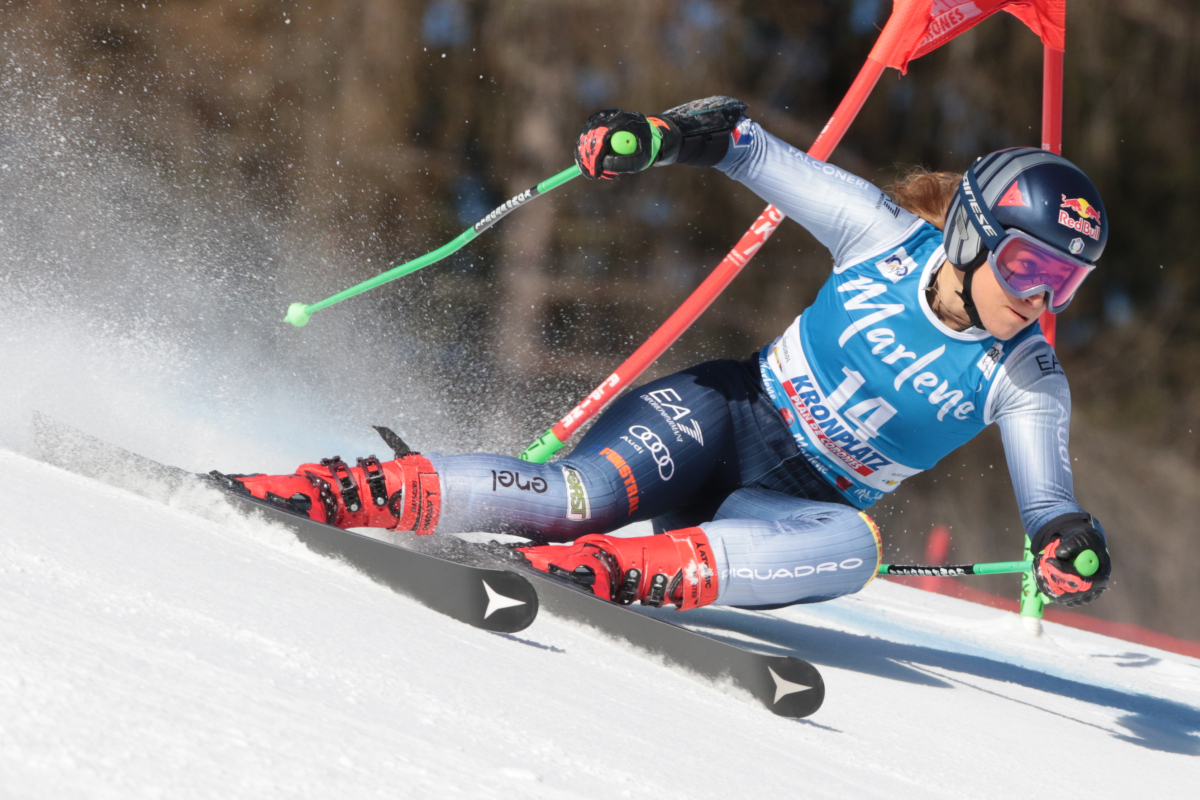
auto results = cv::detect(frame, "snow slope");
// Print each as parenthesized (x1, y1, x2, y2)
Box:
(3, 446, 1197, 799)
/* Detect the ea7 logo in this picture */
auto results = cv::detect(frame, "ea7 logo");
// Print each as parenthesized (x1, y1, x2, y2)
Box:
(677, 418, 704, 446)
(642, 388, 704, 447)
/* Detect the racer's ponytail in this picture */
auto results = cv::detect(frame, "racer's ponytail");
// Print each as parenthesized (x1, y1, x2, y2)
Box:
(889, 168, 961, 231)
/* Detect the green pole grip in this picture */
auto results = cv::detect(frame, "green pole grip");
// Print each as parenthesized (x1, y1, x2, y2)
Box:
(1073, 549, 1099, 577)
(610, 131, 638, 155)
(519, 429, 564, 463)
(1020, 535, 1048, 618)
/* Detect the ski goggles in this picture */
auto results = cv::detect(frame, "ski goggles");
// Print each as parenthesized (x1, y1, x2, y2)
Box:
(987, 230, 1095, 313)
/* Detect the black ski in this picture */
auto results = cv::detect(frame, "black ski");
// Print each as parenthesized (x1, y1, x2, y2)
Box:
(529, 565, 824, 717)
(415, 535, 826, 718)
(33, 414, 824, 717)
(31, 413, 538, 634)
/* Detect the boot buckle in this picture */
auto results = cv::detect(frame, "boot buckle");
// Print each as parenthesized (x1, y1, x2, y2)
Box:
(643, 573, 669, 607)
(356, 456, 389, 507)
(615, 568, 641, 605)
(321, 456, 362, 513)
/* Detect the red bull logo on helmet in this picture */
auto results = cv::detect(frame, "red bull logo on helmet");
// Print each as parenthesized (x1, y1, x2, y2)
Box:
(1059, 195, 1102, 241)
(1061, 195, 1101, 221)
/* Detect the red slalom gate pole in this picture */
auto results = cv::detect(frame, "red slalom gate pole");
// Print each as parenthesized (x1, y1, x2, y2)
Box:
(1037, 44, 1065, 348)
(1022, 42, 1066, 626)
(916, 525, 953, 593)
(519, 4, 928, 463)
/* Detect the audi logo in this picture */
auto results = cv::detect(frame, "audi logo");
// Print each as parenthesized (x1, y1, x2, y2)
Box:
(628, 425, 674, 481)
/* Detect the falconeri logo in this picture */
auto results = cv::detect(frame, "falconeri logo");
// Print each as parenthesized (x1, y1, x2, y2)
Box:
(562, 467, 591, 521)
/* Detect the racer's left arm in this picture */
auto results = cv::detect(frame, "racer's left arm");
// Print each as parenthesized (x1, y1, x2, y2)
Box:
(987, 339, 1112, 606)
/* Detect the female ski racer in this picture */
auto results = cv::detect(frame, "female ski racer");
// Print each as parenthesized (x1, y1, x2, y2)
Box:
(223, 96, 1112, 612)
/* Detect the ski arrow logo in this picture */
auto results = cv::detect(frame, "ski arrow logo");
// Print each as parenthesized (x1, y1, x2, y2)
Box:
(768, 667, 812, 704)
(482, 580, 527, 619)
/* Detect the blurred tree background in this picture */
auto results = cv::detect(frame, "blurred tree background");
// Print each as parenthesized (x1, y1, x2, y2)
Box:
(2, 0, 1198, 638)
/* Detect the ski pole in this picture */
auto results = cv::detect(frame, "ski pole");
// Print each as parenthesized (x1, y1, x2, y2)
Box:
(880, 560, 1032, 577)
(879, 549, 1099, 578)
(284, 165, 583, 327)
(518, 2, 928, 463)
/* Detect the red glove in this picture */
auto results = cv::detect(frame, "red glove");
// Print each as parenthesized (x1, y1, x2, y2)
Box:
(1030, 513, 1111, 607)
(573, 96, 749, 179)
(573, 108, 667, 179)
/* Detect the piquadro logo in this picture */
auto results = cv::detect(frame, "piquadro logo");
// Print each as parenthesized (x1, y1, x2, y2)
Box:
(628, 425, 675, 481)
(731, 557, 865, 580)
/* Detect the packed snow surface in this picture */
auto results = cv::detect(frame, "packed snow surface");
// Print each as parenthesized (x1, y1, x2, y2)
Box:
(2, 446, 1197, 799)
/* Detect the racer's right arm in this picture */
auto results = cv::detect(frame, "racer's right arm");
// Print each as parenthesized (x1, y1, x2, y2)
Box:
(714, 121, 919, 267)
(572, 96, 920, 267)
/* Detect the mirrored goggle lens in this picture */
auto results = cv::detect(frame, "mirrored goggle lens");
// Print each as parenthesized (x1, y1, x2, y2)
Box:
(993, 236, 1094, 311)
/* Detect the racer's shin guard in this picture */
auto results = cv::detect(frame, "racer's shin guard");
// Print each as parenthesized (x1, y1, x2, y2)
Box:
(518, 528, 719, 611)
(214, 453, 441, 534)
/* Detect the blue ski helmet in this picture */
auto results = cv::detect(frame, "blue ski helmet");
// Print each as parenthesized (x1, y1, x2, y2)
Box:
(945, 147, 1108, 272)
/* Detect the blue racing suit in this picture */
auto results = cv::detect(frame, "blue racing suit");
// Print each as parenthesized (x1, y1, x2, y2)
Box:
(427, 120, 1082, 609)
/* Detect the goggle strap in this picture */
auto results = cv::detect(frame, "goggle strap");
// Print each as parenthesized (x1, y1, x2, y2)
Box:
(958, 267, 986, 330)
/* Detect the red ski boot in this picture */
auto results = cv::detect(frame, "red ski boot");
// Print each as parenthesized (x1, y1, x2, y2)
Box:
(212, 451, 440, 534)
(518, 529, 720, 610)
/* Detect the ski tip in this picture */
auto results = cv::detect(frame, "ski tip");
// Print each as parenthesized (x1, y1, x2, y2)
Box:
(476, 572, 540, 633)
(763, 656, 825, 718)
